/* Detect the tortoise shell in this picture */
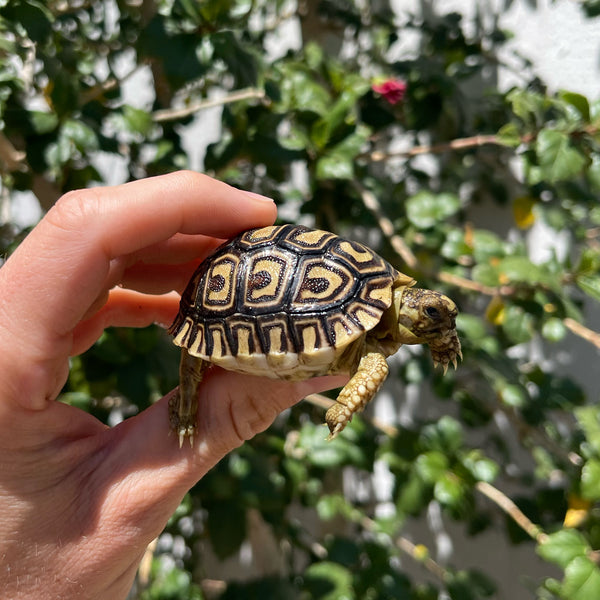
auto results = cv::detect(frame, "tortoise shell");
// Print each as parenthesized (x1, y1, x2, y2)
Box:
(169, 224, 411, 380)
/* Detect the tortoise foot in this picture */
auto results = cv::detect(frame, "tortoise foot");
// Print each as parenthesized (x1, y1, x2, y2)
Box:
(168, 393, 196, 448)
(325, 352, 389, 440)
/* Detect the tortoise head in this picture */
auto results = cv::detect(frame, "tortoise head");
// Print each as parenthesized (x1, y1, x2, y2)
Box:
(396, 287, 462, 372)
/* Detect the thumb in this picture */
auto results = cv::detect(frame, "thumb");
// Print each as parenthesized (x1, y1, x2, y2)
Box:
(97, 370, 347, 535)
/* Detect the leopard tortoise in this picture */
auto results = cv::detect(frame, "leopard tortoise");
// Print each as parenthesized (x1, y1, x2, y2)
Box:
(168, 224, 461, 446)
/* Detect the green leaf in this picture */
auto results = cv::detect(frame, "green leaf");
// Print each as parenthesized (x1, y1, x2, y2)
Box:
(396, 471, 430, 515)
(536, 129, 587, 183)
(537, 529, 589, 569)
(122, 105, 154, 136)
(576, 406, 600, 456)
(447, 569, 496, 600)
(456, 314, 488, 341)
(499, 384, 526, 408)
(62, 119, 99, 153)
(311, 82, 369, 148)
(304, 41, 324, 70)
(586, 155, 600, 192)
(461, 451, 499, 483)
(441, 228, 472, 261)
(211, 31, 258, 87)
(559, 90, 591, 122)
(316, 494, 365, 525)
(577, 248, 600, 276)
(496, 122, 522, 147)
(497, 255, 552, 286)
(582, 0, 600, 17)
(316, 494, 347, 521)
(542, 318, 567, 342)
(415, 451, 449, 483)
(507, 88, 549, 125)
(303, 562, 355, 600)
(28, 110, 58, 134)
(3, 0, 53, 43)
(299, 423, 368, 468)
(563, 556, 600, 600)
(277, 63, 331, 115)
(315, 154, 354, 180)
(434, 473, 465, 507)
(577, 275, 600, 302)
(581, 459, 600, 500)
(406, 191, 461, 229)
(421, 416, 464, 453)
(471, 229, 506, 262)
(196, 0, 235, 22)
(315, 125, 370, 180)
(501, 305, 534, 344)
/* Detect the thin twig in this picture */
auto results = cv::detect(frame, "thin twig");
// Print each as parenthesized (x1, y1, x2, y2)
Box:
(354, 182, 418, 269)
(564, 317, 600, 350)
(360, 513, 449, 582)
(475, 481, 548, 544)
(499, 404, 583, 468)
(437, 271, 515, 296)
(152, 87, 266, 122)
(366, 125, 598, 163)
(366, 134, 502, 162)
(394, 534, 448, 582)
(80, 65, 144, 105)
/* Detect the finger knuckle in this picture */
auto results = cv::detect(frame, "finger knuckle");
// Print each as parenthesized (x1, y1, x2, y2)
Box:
(46, 188, 104, 231)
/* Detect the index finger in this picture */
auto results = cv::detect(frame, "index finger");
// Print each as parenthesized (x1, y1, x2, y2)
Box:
(0, 171, 276, 410)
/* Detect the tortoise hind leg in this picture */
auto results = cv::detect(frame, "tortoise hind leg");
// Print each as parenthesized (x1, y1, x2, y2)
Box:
(325, 352, 389, 440)
(169, 348, 210, 448)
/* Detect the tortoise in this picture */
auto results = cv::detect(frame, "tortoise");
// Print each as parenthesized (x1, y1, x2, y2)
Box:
(168, 224, 461, 447)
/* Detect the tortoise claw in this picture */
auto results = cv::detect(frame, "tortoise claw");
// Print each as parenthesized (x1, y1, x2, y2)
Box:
(326, 423, 343, 442)
(433, 359, 448, 374)
(178, 429, 195, 448)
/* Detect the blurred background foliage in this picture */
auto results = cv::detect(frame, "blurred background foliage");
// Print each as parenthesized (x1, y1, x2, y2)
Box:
(1, 0, 600, 598)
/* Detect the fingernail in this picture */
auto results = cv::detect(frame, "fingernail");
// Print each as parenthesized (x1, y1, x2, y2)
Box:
(243, 191, 275, 203)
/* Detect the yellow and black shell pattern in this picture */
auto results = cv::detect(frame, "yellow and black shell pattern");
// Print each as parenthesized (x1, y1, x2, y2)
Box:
(169, 224, 401, 379)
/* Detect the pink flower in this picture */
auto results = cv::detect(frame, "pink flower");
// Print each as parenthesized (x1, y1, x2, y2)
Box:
(372, 79, 407, 105)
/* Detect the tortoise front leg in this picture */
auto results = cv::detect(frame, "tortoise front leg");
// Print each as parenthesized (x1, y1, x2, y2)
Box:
(169, 348, 210, 448)
(325, 352, 389, 440)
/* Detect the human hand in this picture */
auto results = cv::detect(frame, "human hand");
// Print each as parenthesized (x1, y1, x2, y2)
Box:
(0, 171, 345, 600)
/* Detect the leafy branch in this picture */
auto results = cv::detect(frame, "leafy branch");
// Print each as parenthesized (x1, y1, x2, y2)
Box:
(304, 393, 549, 545)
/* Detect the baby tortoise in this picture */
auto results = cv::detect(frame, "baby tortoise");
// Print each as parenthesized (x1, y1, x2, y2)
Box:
(168, 224, 461, 446)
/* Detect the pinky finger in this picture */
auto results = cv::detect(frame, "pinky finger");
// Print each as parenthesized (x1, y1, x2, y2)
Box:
(71, 289, 181, 356)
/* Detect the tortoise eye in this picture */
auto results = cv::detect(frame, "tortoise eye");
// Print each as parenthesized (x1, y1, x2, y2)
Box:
(425, 306, 441, 319)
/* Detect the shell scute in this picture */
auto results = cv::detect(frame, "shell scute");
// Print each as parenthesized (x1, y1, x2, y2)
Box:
(243, 248, 296, 314)
(200, 254, 239, 313)
(330, 239, 390, 275)
(290, 257, 356, 312)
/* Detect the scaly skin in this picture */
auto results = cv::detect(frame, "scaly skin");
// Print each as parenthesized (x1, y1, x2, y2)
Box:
(325, 352, 389, 439)
(169, 349, 210, 447)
